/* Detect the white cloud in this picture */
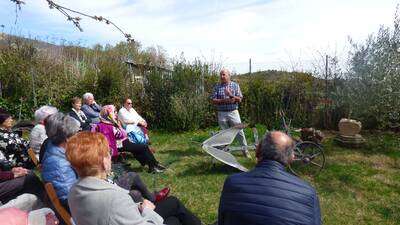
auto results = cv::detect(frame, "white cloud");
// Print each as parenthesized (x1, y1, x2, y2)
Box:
(1, 0, 398, 73)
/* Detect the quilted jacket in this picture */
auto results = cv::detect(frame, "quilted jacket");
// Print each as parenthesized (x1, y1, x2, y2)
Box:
(218, 160, 321, 225)
(41, 141, 77, 201)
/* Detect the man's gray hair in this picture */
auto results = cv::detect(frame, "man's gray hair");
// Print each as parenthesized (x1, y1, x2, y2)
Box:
(45, 112, 80, 146)
(82, 92, 94, 101)
(34, 105, 58, 123)
(220, 68, 230, 75)
(259, 132, 295, 166)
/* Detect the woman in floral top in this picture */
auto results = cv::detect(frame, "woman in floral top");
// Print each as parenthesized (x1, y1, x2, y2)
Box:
(0, 109, 32, 170)
(0, 109, 43, 205)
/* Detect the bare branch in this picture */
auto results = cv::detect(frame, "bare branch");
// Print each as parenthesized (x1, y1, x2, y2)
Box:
(45, 0, 134, 43)
(8, 0, 134, 43)
(10, 0, 25, 10)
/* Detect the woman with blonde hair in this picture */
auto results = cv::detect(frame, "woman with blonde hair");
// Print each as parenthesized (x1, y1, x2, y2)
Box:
(68, 97, 91, 131)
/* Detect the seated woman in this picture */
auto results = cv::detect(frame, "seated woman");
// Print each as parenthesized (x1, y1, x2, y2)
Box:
(0, 109, 33, 170)
(0, 109, 44, 205)
(66, 132, 201, 225)
(29, 105, 58, 156)
(118, 98, 150, 142)
(93, 105, 165, 173)
(41, 112, 81, 209)
(41, 113, 169, 210)
(68, 97, 92, 131)
(81, 92, 102, 124)
(0, 167, 44, 207)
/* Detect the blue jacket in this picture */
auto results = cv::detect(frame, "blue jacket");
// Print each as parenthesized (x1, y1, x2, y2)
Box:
(218, 160, 321, 225)
(81, 103, 101, 123)
(41, 141, 77, 201)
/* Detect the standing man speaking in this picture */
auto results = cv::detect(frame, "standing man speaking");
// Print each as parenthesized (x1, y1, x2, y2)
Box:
(212, 69, 250, 158)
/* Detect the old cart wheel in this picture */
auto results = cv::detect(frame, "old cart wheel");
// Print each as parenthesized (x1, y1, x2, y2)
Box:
(288, 141, 325, 176)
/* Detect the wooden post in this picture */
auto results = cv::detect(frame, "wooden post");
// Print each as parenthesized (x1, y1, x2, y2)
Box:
(325, 55, 328, 98)
(324, 55, 329, 128)
(18, 98, 23, 121)
(31, 68, 37, 108)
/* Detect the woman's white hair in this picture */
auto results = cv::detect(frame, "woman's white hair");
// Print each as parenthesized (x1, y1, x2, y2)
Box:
(34, 105, 58, 123)
(82, 92, 94, 101)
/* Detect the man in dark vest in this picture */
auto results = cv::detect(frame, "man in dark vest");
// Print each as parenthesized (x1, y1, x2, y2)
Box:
(218, 131, 322, 225)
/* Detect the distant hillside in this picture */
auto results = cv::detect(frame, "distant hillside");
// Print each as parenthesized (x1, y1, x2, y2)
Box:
(233, 70, 325, 84)
(0, 32, 94, 64)
(0, 32, 62, 50)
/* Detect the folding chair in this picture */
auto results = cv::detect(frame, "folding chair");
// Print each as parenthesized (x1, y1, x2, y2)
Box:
(27, 148, 40, 168)
(44, 183, 74, 225)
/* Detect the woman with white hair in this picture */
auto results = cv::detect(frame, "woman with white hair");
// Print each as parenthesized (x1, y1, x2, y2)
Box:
(29, 106, 58, 156)
(41, 112, 81, 209)
(81, 92, 102, 124)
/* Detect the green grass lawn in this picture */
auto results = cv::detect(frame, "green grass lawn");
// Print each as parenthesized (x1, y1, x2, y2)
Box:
(123, 127, 400, 225)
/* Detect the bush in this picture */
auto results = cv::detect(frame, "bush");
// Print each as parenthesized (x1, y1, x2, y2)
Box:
(0, 36, 329, 131)
(240, 71, 320, 129)
(333, 8, 400, 129)
(140, 59, 218, 131)
(4, 16, 400, 132)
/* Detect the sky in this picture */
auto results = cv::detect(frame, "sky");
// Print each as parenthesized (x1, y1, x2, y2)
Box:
(0, 0, 398, 73)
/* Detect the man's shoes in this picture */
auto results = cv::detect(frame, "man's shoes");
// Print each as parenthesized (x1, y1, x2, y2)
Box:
(148, 165, 166, 173)
(156, 164, 167, 170)
(148, 167, 163, 173)
(155, 187, 170, 202)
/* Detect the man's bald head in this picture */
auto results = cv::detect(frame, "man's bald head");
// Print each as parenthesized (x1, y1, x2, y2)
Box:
(257, 131, 295, 165)
(220, 69, 231, 84)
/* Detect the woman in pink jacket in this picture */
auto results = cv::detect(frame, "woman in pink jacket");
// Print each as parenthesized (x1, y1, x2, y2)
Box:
(92, 105, 165, 173)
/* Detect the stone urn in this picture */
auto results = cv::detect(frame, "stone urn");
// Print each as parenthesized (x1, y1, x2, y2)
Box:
(335, 118, 366, 148)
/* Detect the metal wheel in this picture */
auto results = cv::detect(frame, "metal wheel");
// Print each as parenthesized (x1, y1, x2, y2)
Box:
(288, 141, 325, 176)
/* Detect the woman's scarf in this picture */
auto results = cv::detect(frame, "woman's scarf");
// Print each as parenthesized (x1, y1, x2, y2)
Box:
(99, 105, 119, 126)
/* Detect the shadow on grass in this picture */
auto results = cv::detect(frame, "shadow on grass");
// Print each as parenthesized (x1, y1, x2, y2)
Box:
(178, 160, 240, 177)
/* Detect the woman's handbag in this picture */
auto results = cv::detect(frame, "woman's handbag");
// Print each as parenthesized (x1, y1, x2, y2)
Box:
(125, 125, 147, 145)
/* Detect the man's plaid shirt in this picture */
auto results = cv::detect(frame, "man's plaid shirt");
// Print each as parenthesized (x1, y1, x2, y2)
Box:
(211, 81, 243, 111)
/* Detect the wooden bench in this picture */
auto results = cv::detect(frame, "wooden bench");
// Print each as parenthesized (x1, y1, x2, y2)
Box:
(27, 148, 40, 169)
(44, 182, 74, 225)
(28, 149, 75, 224)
